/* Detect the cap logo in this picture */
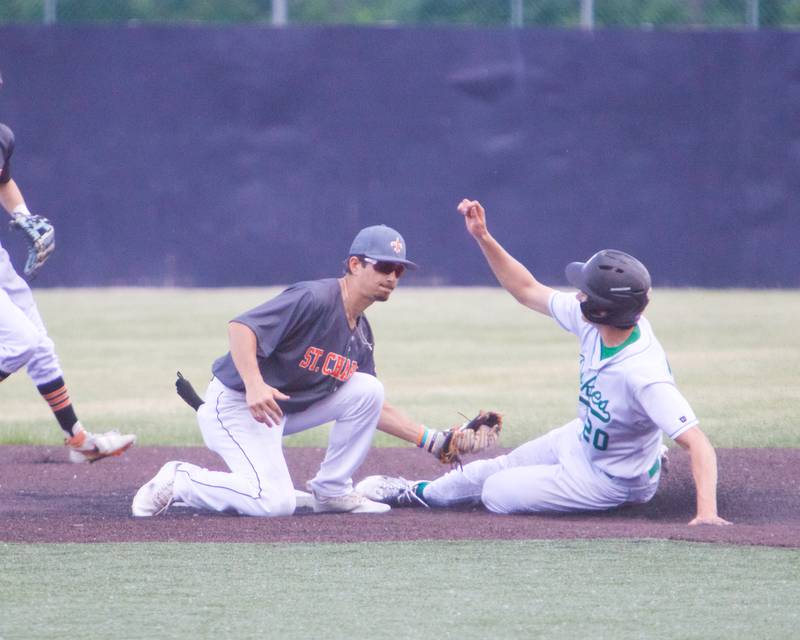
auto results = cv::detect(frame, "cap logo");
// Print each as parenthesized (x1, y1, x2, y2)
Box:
(390, 237, 403, 255)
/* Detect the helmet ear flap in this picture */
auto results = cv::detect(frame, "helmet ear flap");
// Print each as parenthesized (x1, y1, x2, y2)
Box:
(579, 297, 609, 325)
(580, 292, 648, 328)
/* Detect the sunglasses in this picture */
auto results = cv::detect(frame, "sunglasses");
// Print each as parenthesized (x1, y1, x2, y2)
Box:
(362, 257, 406, 277)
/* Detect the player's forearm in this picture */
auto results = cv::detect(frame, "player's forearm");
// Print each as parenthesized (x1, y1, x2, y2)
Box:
(474, 232, 550, 313)
(227, 322, 264, 388)
(0, 179, 26, 216)
(377, 402, 423, 445)
(686, 432, 721, 519)
(377, 403, 457, 459)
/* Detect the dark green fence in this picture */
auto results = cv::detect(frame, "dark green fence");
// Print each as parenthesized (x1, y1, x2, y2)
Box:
(2, 1, 798, 29)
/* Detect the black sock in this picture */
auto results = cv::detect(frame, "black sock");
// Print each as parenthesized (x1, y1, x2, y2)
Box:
(37, 377, 79, 436)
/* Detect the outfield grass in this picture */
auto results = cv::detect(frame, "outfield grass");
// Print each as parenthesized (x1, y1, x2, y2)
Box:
(1, 540, 798, 640)
(1, 287, 798, 447)
(2, 288, 798, 639)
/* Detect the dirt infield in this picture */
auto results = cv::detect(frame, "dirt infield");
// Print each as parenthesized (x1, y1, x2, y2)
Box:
(0, 445, 797, 547)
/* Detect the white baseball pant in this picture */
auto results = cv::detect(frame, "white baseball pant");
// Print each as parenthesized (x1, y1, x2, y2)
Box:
(423, 419, 660, 514)
(0, 243, 62, 383)
(172, 372, 385, 516)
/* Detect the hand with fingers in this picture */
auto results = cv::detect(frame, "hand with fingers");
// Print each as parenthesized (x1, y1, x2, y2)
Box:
(688, 514, 733, 526)
(457, 198, 488, 239)
(245, 380, 290, 427)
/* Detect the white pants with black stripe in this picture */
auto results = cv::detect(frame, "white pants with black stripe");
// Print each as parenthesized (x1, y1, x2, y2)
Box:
(423, 419, 660, 514)
(172, 372, 384, 516)
(0, 243, 62, 383)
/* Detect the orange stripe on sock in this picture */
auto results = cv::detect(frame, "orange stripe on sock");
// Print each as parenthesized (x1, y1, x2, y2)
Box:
(51, 398, 72, 412)
(46, 393, 70, 408)
(44, 386, 72, 412)
(47, 392, 69, 405)
(43, 386, 68, 401)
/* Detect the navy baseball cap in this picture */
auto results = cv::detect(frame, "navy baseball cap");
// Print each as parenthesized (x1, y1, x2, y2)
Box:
(348, 225, 418, 269)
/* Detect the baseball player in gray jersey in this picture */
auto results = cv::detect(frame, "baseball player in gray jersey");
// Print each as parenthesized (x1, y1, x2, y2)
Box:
(133, 224, 491, 516)
(358, 199, 731, 526)
(0, 72, 136, 462)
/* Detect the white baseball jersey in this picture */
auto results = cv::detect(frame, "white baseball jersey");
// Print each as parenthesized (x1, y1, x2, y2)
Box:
(549, 291, 697, 480)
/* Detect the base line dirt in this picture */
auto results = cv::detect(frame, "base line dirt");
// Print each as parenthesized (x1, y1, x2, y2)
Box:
(0, 446, 797, 547)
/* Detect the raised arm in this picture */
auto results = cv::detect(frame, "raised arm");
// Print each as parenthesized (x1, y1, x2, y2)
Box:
(457, 199, 555, 316)
(674, 426, 731, 526)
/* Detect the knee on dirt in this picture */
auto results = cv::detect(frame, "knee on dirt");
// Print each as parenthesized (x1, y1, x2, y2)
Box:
(249, 490, 296, 517)
(481, 473, 521, 515)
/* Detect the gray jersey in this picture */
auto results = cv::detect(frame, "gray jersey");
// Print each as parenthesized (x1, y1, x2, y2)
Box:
(0, 123, 15, 184)
(212, 278, 376, 414)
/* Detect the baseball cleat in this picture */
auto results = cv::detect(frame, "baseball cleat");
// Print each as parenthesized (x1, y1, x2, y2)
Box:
(66, 426, 137, 463)
(355, 475, 428, 507)
(131, 461, 181, 517)
(310, 490, 390, 514)
(294, 489, 315, 512)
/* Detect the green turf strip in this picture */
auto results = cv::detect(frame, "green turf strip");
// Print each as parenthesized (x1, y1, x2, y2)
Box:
(1, 540, 798, 640)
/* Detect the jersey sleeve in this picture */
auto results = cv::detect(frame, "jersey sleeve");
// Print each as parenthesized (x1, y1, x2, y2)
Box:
(548, 291, 583, 336)
(637, 381, 699, 440)
(0, 123, 15, 184)
(232, 285, 316, 359)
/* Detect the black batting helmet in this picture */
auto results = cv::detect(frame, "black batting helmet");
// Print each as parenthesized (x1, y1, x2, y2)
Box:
(565, 249, 651, 329)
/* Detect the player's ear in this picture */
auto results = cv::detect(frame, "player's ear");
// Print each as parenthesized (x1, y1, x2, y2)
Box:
(345, 255, 363, 275)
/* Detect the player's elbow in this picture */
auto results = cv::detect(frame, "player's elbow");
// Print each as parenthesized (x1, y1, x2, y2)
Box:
(514, 284, 551, 315)
(674, 424, 708, 451)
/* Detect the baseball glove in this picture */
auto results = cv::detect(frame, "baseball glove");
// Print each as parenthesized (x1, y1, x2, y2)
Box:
(176, 371, 205, 410)
(438, 410, 503, 466)
(10, 213, 55, 277)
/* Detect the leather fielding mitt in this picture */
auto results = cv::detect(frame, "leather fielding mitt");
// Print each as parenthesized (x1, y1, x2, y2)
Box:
(10, 213, 55, 277)
(439, 410, 503, 466)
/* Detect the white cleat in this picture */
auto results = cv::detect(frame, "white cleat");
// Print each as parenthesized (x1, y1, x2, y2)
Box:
(131, 461, 181, 517)
(311, 490, 390, 514)
(355, 475, 428, 507)
(294, 489, 315, 512)
(66, 426, 136, 463)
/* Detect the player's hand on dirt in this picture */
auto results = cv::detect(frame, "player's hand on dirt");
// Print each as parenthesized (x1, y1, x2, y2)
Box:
(245, 381, 289, 427)
(457, 198, 488, 239)
(688, 514, 732, 526)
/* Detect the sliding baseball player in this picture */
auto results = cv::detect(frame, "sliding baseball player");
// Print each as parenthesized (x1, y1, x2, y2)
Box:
(358, 198, 731, 526)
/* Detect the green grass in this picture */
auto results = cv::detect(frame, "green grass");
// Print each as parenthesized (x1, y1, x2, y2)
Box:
(1, 287, 798, 447)
(2, 288, 798, 639)
(1, 540, 798, 640)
